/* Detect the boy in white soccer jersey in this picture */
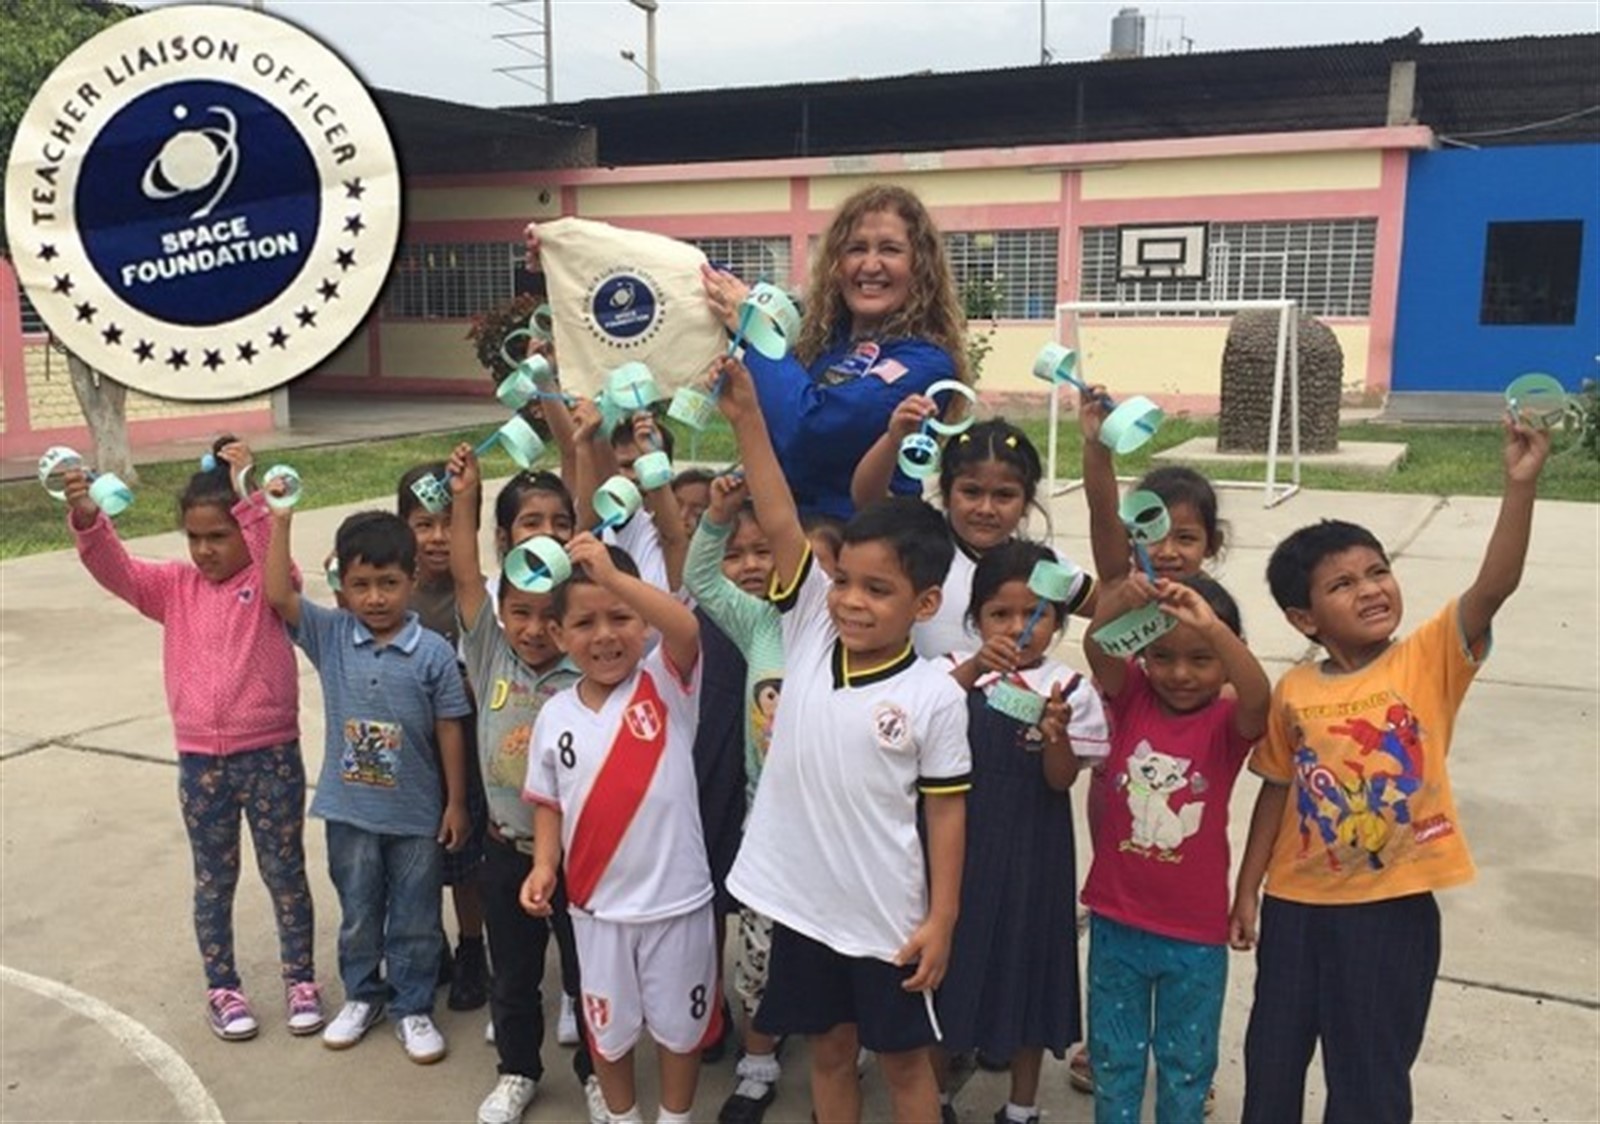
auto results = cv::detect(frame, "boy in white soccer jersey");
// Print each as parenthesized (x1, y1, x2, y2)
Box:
(519, 535, 719, 1124)
(710, 355, 971, 1124)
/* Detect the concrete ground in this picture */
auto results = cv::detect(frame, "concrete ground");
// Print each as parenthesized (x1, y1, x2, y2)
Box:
(1, 413, 1596, 1122)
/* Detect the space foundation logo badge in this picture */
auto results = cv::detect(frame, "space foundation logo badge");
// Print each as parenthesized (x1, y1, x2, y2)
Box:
(4, 5, 399, 400)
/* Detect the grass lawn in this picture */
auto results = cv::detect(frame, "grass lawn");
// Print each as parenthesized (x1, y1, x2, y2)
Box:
(2, 416, 1594, 561)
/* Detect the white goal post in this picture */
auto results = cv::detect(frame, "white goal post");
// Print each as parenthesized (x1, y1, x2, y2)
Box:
(1045, 298, 1303, 508)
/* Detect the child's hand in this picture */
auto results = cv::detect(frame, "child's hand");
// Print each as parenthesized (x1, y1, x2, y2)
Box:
(713, 354, 757, 420)
(1077, 385, 1111, 444)
(520, 863, 557, 917)
(566, 532, 616, 582)
(701, 264, 752, 333)
(1503, 414, 1552, 486)
(63, 467, 98, 528)
(1102, 574, 1157, 616)
(437, 801, 470, 851)
(446, 443, 481, 495)
(707, 471, 749, 524)
(1039, 681, 1074, 747)
(896, 916, 954, 992)
(631, 410, 662, 453)
(570, 398, 602, 443)
(1228, 892, 1260, 951)
(1156, 579, 1219, 632)
(263, 470, 297, 509)
(975, 633, 1021, 676)
(215, 441, 254, 496)
(887, 394, 937, 442)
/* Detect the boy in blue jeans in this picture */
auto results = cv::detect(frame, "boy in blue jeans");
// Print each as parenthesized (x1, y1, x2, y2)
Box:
(266, 507, 472, 1064)
(1230, 417, 1550, 1122)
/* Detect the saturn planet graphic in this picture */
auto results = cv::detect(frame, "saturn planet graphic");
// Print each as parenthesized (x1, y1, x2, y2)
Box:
(141, 104, 239, 219)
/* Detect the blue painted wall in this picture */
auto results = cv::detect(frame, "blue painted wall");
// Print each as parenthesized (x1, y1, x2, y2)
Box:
(1392, 145, 1600, 393)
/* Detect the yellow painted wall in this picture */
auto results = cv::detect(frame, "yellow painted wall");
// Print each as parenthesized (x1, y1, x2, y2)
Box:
(379, 323, 483, 381)
(578, 179, 790, 218)
(407, 184, 562, 224)
(811, 168, 1059, 210)
(21, 342, 269, 430)
(976, 321, 1368, 402)
(1080, 151, 1381, 200)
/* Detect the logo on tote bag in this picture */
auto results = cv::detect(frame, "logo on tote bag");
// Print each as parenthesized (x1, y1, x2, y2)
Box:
(4, 4, 399, 400)
(583, 268, 665, 349)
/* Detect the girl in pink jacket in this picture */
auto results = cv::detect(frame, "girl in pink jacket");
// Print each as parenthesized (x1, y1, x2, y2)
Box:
(68, 438, 319, 1043)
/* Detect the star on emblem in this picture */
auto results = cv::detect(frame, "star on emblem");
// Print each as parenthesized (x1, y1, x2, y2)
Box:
(343, 178, 365, 200)
(268, 327, 289, 348)
(134, 340, 155, 362)
(101, 323, 123, 345)
(38, 244, 59, 262)
(335, 248, 356, 271)
(166, 348, 189, 369)
(343, 214, 365, 236)
(52, 275, 74, 295)
(237, 340, 259, 363)
(295, 306, 317, 328)
(202, 349, 224, 371)
(75, 301, 96, 323)
(318, 279, 340, 302)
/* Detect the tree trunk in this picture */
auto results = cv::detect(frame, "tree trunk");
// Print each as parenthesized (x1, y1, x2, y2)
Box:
(65, 348, 139, 485)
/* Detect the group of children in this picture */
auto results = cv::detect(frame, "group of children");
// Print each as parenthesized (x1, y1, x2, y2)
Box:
(65, 338, 1551, 1124)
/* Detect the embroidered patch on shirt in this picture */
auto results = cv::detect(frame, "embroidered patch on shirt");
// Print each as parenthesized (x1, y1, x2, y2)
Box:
(824, 341, 881, 385)
(867, 358, 909, 384)
(871, 702, 911, 752)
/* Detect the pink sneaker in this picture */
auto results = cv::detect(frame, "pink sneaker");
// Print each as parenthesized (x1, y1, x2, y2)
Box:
(286, 981, 325, 1036)
(206, 987, 259, 1041)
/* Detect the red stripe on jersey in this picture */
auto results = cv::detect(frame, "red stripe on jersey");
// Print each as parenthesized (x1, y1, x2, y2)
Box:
(565, 671, 669, 909)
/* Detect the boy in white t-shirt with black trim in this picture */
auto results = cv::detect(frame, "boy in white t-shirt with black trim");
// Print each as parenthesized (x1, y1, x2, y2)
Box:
(710, 356, 971, 1124)
(519, 536, 719, 1124)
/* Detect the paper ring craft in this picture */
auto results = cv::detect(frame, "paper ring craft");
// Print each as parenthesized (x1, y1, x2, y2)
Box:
(325, 556, 342, 593)
(634, 450, 674, 492)
(897, 431, 943, 479)
(1028, 559, 1082, 602)
(987, 679, 1047, 725)
(410, 472, 453, 515)
(594, 474, 644, 528)
(531, 304, 555, 342)
(494, 415, 546, 470)
(500, 327, 536, 369)
(606, 362, 664, 412)
(923, 379, 980, 437)
(740, 283, 803, 361)
(261, 465, 304, 511)
(88, 472, 134, 516)
(37, 445, 85, 500)
(504, 536, 573, 593)
(1092, 601, 1178, 659)
(1119, 490, 1171, 545)
(1100, 395, 1165, 455)
(1504, 372, 1569, 426)
(1031, 342, 1082, 388)
(496, 357, 555, 410)
(668, 385, 720, 430)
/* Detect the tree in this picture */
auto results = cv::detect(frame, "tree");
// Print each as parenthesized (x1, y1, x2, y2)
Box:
(2, 0, 139, 481)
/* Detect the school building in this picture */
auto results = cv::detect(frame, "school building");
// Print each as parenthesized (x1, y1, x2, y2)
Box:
(2, 31, 1594, 457)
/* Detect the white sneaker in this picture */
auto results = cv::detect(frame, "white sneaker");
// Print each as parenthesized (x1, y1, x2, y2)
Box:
(558, 992, 579, 1046)
(395, 1013, 447, 1064)
(477, 1074, 538, 1124)
(321, 1000, 384, 1049)
(583, 1075, 609, 1124)
(485, 1017, 497, 1044)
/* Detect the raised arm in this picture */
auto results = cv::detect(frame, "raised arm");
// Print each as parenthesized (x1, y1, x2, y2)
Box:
(445, 443, 489, 629)
(1082, 575, 1155, 698)
(630, 412, 688, 591)
(64, 467, 175, 622)
(851, 393, 936, 512)
(568, 399, 604, 530)
(567, 532, 699, 675)
(264, 505, 303, 630)
(1158, 580, 1271, 740)
(1458, 418, 1550, 650)
(1079, 388, 1131, 583)
(715, 355, 809, 588)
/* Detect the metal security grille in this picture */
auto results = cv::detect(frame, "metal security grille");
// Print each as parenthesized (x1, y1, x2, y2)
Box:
(18, 288, 46, 335)
(1079, 219, 1377, 317)
(684, 237, 792, 285)
(382, 242, 523, 319)
(945, 229, 1059, 320)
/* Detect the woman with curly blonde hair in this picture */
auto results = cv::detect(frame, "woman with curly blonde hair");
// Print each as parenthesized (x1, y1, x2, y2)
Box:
(702, 184, 970, 519)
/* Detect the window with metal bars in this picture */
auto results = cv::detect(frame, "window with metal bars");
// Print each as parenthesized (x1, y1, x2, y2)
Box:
(382, 242, 524, 319)
(683, 237, 792, 286)
(18, 288, 46, 335)
(1078, 219, 1377, 317)
(945, 229, 1060, 320)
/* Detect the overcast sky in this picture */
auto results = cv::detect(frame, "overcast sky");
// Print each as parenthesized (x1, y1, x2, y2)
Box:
(150, 0, 1598, 108)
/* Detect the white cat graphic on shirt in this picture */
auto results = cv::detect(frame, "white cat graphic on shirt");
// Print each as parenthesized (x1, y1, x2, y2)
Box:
(1123, 740, 1203, 853)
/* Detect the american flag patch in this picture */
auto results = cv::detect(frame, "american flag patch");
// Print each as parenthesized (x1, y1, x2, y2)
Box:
(868, 359, 909, 384)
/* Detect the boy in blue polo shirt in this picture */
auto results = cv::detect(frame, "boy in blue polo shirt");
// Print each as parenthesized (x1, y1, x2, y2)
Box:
(265, 507, 472, 1064)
